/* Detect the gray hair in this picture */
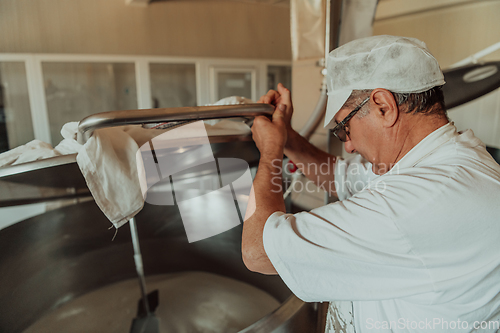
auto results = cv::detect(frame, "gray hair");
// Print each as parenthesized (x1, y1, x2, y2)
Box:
(344, 86, 447, 118)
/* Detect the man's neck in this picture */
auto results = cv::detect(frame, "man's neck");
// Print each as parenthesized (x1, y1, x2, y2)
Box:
(392, 114, 449, 166)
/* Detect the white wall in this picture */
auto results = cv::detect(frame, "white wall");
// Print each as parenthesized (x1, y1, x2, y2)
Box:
(0, 0, 292, 60)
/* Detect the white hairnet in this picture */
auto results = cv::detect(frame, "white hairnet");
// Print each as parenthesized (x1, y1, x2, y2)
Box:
(324, 35, 446, 128)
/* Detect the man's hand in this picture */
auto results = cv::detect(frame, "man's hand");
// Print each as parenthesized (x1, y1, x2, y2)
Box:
(258, 83, 293, 126)
(253, 83, 294, 158)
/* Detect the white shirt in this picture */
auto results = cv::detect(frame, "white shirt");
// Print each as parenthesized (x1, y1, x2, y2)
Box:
(263, 123, 500, 332)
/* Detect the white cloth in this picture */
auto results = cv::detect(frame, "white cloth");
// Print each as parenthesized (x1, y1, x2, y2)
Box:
(54, 122, 82, 154)
(77, 127, 144, 229)
(263, 123, 500, 332)
(0, 140, 60, 167)
(0, 122, 81, 167)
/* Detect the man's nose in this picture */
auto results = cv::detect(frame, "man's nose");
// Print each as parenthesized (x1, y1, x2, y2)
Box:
(344, 139, 356, 154)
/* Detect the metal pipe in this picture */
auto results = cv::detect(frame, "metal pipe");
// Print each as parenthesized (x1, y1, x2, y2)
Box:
(325, 0, 332, 63)
(299, 77, 328, 141)
(129, 217, 150, 315)
(297, 0, 344, 142)
(77, 103, 274, 144)
(450, 41, 500, 68)
(326, 0, 345, 205)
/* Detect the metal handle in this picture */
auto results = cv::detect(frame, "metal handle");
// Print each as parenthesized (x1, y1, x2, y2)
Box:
(77, 103, 274, 144)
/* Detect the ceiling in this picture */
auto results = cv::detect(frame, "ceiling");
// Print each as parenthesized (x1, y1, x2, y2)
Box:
(146, 0, 290, 6)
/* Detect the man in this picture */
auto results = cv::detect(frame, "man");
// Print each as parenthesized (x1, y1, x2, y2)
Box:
(242, 35, 500, 332)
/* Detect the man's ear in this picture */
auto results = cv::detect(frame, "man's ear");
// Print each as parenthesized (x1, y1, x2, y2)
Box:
(370, 88, 399, 127)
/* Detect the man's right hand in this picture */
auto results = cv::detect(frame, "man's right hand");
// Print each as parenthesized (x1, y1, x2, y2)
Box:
(258, 83, 339, 197)
(257, 83, 294, 143)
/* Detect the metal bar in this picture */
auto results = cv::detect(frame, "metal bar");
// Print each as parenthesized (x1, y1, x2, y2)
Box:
(450, 41, 500, 68)
(299, 89, 327, 140)
(135, 59, 153, 109)
(0, 193, 91, 208)
(25, 56, 52, 144)
(0, 154, 78, 179)
(129, 217, 150, 315)
(77, 103, 274, 144)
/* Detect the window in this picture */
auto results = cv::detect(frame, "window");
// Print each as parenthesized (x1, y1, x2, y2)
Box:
(42, 62, 137, 144)
(210, 67, 257, 103)
(0, 55, 290, 149)
(150, 63, 197, 108)
(267, 65, 292, 92)
(0, 62, 34, 153)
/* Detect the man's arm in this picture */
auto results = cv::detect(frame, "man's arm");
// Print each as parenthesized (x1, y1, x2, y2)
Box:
(241, 84, 340, 274)
(241, 150, 284, 275)
(258, 85, 339, 198)
(241, 86, 293, 275)
(284, 129, 338, 198)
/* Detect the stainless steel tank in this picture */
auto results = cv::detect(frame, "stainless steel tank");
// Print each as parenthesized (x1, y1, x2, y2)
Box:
(0, 140, 322, 332)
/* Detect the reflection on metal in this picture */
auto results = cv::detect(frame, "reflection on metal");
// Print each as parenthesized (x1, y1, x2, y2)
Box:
(0, 154, 90, 206)
(0, 98, 322, 332)
(0, 154, 78, 182)
(77, 103, 274, 144)
(443, 61, 500, 109)
(138, 121, 255, 242)
(0, 139, 320, 332)
(240, 296, 317, 333)
(0, 141, 260, 207)
(463, 65, 498, 83)
(0, 200, 319, 333)
(24, 273, 282, 333)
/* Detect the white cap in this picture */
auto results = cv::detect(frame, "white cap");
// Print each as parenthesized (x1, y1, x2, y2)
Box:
(324, 35, 446, 128)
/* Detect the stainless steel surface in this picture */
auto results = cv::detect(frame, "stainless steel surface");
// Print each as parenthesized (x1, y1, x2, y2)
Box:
(0, 154, 90, 206)
(0, 139, 320, 332)
(0, 154, 78, 181)
(77, 104, 274, 144)
(0, 141, 260, 206)
(0, 190, 91, 208)
(23, 272, 283, 333)
(240, 296, 317, 333)
(442, 61, 500, 109)
(0, 200, 318, 333)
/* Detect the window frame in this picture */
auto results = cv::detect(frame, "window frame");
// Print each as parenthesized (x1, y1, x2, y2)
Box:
(0, 53, 290, 145)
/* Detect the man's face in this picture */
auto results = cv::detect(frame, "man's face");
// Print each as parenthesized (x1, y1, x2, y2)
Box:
(333, 105, 388, 175)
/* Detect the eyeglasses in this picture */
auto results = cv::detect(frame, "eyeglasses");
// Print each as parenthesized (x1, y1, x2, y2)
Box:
(332, 97, 370, 142)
